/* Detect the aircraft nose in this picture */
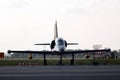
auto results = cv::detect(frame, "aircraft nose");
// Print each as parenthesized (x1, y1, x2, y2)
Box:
(59, 47, 65, 52)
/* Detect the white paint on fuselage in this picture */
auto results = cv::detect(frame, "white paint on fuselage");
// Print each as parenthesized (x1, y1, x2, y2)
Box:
(52, 37, 66, 52)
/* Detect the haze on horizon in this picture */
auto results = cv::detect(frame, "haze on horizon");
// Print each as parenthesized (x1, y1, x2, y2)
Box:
(0, 0, 120, 54)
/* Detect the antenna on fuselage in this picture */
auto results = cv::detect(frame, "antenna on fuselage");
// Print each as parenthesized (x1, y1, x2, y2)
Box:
(54, 20, 58, 40)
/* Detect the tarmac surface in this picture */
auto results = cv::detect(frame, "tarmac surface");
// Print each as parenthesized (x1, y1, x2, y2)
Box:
(0, 65, 120, 80)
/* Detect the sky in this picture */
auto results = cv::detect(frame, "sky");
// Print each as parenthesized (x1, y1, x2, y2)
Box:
(0, 0, 120, 54)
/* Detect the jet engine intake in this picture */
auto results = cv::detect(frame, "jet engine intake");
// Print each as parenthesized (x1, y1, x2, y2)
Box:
(50, 40, 55, 49)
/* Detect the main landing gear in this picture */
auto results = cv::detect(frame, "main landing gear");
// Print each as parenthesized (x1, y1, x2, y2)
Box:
(43, 53, 75, 65)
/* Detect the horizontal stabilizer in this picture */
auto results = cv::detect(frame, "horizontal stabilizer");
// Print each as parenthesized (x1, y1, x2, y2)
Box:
(67, 43, 79, 45)
(35, 43, 50, 45)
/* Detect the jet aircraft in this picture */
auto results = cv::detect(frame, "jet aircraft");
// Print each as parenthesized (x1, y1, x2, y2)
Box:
(8, 21, 111, 65)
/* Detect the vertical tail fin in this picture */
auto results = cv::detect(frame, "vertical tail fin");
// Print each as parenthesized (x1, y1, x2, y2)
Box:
(54, 21, 58, 39)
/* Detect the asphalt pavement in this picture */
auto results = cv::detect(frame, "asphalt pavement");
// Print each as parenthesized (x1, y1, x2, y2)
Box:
(0, 65, 120, 80)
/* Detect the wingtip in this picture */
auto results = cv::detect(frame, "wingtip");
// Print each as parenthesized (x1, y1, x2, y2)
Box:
(8, 50, 11, 54)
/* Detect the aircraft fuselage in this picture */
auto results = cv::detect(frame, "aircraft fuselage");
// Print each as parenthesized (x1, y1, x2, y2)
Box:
(52, 37, 66, 52)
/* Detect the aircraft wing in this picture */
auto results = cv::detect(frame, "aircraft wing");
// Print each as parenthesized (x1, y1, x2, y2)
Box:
(62, 49, 111, 54)
(8, 50, 52, 54)
(8, 49, 110, 54)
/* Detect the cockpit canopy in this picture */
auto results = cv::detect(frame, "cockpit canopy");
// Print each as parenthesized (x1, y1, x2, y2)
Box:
(56, 38, 64, 45)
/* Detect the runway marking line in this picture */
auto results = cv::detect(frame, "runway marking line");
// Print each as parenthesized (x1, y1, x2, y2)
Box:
(0, 74, 120, 77)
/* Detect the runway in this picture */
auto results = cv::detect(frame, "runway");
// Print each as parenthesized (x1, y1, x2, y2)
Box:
(0, 65, 120, 80)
